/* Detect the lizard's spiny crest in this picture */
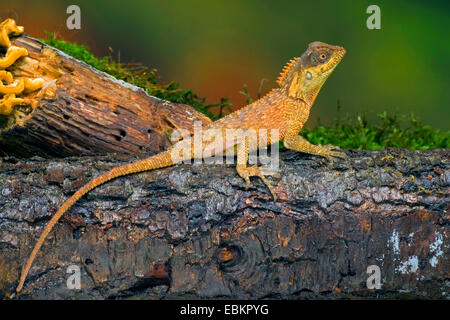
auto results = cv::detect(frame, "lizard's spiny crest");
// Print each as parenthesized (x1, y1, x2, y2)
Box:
(276, 57, 300, 86)
(277, 42, 345, 104)
(276, 42, 345, 89)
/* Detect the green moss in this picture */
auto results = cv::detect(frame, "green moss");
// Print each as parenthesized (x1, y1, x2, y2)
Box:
(299, 111, 449, 150)
(42, 33, 449, 151)
(241, 89, 448, 150)
(42, 32, 217, 119)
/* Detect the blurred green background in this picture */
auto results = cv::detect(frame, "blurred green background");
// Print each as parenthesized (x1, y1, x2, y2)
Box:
(1, 0, 448, 129)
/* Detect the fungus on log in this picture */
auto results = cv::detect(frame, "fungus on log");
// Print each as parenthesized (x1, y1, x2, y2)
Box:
(0, 29, 211, 157)
(0, 149, 448, 299)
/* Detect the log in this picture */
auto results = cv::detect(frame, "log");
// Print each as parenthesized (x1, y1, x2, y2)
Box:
(0, 149, 448, 299)
(0, 35, 212, 157)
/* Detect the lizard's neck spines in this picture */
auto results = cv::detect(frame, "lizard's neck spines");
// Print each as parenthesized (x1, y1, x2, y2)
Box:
(276, 57, 301, 88)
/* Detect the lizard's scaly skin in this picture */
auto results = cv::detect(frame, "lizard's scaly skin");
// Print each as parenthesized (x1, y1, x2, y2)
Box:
(16, 41, 346, 293)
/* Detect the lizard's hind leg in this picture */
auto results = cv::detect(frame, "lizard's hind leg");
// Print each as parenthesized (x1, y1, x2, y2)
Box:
(235, 136, 278, 200)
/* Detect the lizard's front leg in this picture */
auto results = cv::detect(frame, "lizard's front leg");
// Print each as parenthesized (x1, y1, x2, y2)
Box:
(235, 136, 278, 200)
(284, 135, 345, 159)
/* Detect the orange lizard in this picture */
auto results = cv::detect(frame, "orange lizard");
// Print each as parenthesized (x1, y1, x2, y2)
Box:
(16, 41, 346, 293)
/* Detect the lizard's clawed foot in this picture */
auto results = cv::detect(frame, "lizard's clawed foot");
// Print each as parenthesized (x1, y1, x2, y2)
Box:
(318, 144, 346, 160)
(236, 164, 278, 200)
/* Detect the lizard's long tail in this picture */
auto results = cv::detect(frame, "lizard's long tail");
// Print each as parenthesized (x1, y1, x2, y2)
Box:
(16, 150, 173, 293)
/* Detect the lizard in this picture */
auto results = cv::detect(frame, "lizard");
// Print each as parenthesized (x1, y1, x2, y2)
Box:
(16, 41, 346, 293)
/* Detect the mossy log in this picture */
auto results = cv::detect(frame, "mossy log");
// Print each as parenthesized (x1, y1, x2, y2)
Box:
(0, 149, 448, 299)
(0, 35, 212, 157)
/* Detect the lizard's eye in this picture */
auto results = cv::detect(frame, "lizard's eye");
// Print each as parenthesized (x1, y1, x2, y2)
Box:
(319, 53, 327, 61)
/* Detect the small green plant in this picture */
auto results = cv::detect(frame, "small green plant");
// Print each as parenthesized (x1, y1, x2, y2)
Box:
(42, 32, 215, 118)
(204, 97, 234, 119)
(239, 80, 267, 105)
(240, 84, 253, 105)
(299, 111, 449, 150)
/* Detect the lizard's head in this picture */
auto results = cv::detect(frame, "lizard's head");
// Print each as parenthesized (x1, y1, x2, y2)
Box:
(277, 41, 345, 105)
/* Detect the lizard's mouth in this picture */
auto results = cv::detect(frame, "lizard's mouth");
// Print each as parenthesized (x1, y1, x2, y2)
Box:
(333, 46, 346, 62)
(322, 47, 346, 73)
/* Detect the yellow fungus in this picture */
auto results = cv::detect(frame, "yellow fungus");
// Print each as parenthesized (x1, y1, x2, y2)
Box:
(0, 70, 13, 83)
(0, 18, 24, 48)
(0, 46, 28, 68)
(0, 78, 25, 95)
(23, 77, 45, 93)
(0, 93, 25, 115)
(0, 19, 46, 118)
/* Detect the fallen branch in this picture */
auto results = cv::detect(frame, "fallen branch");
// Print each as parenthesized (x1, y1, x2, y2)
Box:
(0, 35, 211, 157)
(0, 149, 448, 299)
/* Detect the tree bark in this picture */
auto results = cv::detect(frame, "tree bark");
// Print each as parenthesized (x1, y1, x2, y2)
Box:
(0, 35, 212, 157)
(0, 149, 448, 299)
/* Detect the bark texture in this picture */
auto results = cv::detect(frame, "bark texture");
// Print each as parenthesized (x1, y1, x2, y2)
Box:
(0, 35, 212, 157)
(0, 149, 448, 299)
